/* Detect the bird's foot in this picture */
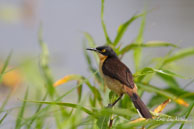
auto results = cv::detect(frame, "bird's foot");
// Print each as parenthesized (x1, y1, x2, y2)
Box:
(106, 104, 113, 108)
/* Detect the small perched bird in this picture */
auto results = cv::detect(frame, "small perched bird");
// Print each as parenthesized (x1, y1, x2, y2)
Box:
(87, 45, 152, 119)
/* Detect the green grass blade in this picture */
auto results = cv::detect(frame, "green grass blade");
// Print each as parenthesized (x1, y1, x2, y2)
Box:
(136, 82, 188, 106)
(83, 50, 102, 87)
(151, 68, 185, 78)
(77, 83, 83, 102)
(147, 123, 163, 129)
(135, 67, 185, 79)
(55, 86, 79, 102)
(21, 86, 77, 127)
(0, 90, 12, 113)
(137, 82, 174, 98)
(179, 101, 194, 129)
(148, 94, 166, 108)
(15, 87, 29, 129)
(38, 26, 55, 97)
(0, 113, 7, 125)
(119, 42, 177, 55)
(167, 122, 177, 129)
(83, 43, 101, 82)
(25, 100, 96, 118)
(20, 59, 45, 89)
(55, 74, 103, 106)
(101, 0, 111, 44)
(84, 33, 99, 63)
(0, 51, 12, 82)
(113, 13, 144, 46)
(96, 114, 109, 129)
(26, 93, 48, 129)
(139, 49, 175, 83)
(133, 12, 146, 71)
(84, 32, 96, 48)
(145, 41, 177, 47)
(163, 47, 194, 65)
(115, 116, 187, 128)
(85, 80, 103, 107)
(97, 108, 135, 118)
(157, 73, 180, 89)
(83, 46, 97, 72)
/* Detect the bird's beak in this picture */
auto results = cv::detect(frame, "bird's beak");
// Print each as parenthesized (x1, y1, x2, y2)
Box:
(86, 48, 98, 52)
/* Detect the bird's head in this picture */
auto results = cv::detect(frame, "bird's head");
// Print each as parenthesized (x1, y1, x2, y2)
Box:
(86, 45, 117, 58)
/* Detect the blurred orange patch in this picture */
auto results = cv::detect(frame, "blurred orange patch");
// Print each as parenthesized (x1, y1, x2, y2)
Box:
(0, 67, 22, 89)
(175, 98, 189, 107)
(54, 74, 83, 87)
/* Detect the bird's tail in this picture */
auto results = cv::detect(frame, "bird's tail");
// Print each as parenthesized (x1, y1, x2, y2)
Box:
(125, 87, 152, 119)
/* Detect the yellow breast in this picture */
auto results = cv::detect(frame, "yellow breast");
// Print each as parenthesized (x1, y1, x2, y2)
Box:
(98, 54, 124, 95)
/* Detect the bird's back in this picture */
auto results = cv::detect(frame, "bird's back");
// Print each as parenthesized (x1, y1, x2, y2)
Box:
(102, 57, 135, 89)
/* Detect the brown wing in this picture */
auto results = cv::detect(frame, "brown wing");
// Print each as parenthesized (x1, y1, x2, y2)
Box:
(102, 57, 135, 89)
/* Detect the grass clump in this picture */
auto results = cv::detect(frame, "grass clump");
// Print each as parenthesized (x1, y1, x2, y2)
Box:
(0, 0, 194, 129)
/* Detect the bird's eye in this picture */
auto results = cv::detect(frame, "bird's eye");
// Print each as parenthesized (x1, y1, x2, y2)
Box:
(102, 49, 106, 53)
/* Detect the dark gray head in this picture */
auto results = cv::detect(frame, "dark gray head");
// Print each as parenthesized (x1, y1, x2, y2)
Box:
(86, 45, 117, 57)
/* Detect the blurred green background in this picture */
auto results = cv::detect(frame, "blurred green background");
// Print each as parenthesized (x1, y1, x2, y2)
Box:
(0, 0, 194, 129)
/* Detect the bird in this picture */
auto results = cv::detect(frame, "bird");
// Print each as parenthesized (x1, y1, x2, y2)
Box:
(86, 45, 152, 119)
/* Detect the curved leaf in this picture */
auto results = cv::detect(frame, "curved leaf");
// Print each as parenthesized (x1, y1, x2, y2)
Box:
(133, 12, 146, 71)
(154, 99, 171, 113)
(39, 26, 55, 96)
(137, 83, 189, 107)
(15, 87, 29, 129)
(179, 101, 194, 129)
(115, 118, 187, 129)
(135, 67, 185, 79)
(26, 100, 96, 118)
(163, 47, 194, 65)
(0, 113, 7, 125)
(101, 0, 111, 44)
(0, 51, 12, 83)
(119, 42, 177, 55)
(54, 74, 83, 87)
(113, 13, 144, 46)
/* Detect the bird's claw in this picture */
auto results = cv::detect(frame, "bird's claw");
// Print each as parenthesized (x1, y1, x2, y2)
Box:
(106, 104, 113, 108)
